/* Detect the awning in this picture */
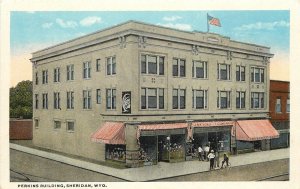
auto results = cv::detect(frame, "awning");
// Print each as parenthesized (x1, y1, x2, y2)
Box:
(91, 122, 125, 144)
(137, 123, 187, 138)
(192, 121, 234, 127)
(236, 120, 279, 141)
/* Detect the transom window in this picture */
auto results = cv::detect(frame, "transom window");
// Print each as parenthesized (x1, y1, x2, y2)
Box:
(236, 91, 245, 109)
(67, 91, 74, 109)
(67, 64, 74, 81)
(83, 62, 91, 79)
(251, 92, 264, 109)
(217, 91, 231, 109)
(106, 56, 116, 75)
(106, 89, 116, 110)
(54, 67, 60, 82)
(251, 67, 264, 83)
(141, 54, 164, 75)
(54, 92, 61, 109)
(173, 58, 186, 77)
(173, 89, 186, 109)
(218, 64, 231, 80)
(192, 89, 208, 109)
(236, 65, 245, 81)
(192, 61, 207, 79)
(141, 88, 164, 109)
(83, 90, 92, 109)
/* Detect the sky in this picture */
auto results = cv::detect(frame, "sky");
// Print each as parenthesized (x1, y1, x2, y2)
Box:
(10, 11, 290, 87)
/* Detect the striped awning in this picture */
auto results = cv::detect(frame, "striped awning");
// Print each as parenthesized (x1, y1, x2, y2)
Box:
(137, 123, 188, 139)
(236, 120, 279, 141)
(192, 121, 234, 127)
(91, 122, 125, 144)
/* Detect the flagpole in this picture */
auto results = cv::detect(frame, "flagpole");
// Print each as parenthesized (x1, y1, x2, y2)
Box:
(207, 13, 210, 33)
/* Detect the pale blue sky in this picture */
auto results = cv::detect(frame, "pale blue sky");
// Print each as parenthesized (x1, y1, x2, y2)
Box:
(11, 11, 289, 55)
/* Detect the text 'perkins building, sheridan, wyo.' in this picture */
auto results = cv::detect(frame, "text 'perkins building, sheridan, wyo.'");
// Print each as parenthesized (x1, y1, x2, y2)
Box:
(30, 20, 280, 167)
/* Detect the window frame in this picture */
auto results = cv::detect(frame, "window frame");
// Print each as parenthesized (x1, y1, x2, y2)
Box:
(275, 97, 282, 113)
(251, 67, 265, 83)
(106, 56, 116, 75)
(67, 91, 74, 109)
(251, 92, 265, 109)
(42, 93, 48, 109)
(140, 54, 165, 75)
(42, 70, 48, 84)
(192, 61, 208, 79)
(54, 67, 60, 82)
(66, 121, 75, 132)
(140, 88, 164, 110)
(34, 118, 39, 129)
(236, 91, 246, 109)
(96, 59, 101, 72)
(173, 88, 186, 109)
(67, 64, 74, 81)
(83, 90, 92, 109)
(96, 89, 101, 104)
(83, 61, 91, 79)
(217, 63, 231, 81)
(217, 91, 231, 109)
(106, 88, 116, 110)
(192, 89, 208, 109)
(173, 58, 186, 77)
(35, 94, 39, 109)
(35, 72, 39, 85)
(53, 120, 61, 130)
(53, 92, 61, 110)
(236, 65, 245, 82)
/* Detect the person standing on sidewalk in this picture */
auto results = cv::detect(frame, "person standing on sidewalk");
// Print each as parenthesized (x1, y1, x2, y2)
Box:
(204, 144, 210, 161)
(207, 150, 215, 170)
(198, 146, 204, 161)
(214, 149, 220, 168)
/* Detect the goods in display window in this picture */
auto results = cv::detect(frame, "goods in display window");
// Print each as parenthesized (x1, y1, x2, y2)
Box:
(105, 145, 126, 162)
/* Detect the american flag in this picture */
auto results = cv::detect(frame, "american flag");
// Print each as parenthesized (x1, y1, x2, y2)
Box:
(208, 14, 221, 27)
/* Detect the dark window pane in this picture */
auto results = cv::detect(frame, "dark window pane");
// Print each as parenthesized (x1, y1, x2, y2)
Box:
(159, 57, 164, 75)
(148, 62, 157, 74)
(196, 97, 204, 109)
(173, 59, 178, 76)
(180, 60, 185, 77)
(159, 89, 164, 109)
(196, 67, 204, 78)
(221, 97, 227, 108)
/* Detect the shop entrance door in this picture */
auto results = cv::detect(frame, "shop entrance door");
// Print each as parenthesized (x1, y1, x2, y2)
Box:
(208, 132, 218, 151)
(254, 141, 261, 151)
(157, 135, 169, 162)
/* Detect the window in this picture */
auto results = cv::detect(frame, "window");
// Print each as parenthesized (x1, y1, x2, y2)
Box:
(251, 92, 264, 109)
(141, 88, 164, 109)
(236, 65, 245, 81)
(67, 121, 75, 132)
(83, 90, 92, 109)
(173, 58, 186, 77)
(42, 93, 48, 109)
(96, 89, 101, 104)
(96, 59, 101, 72)
(54, 92, 61, 109)
(83, 62, 91, 79)
(42, 70, 48, 84)
(141, 54, 164, 75)
(67, 64, 74, 81)
(67, 91, 74, 109)
(54, 120, 61, 129)
(54, 67, 60, 82)
(106, 56, 116, 75)
(236, 91, 245, 109)
(251, 67, 264, 83)
(34, 118, 39, 129)
(35, 72, 39, 85)
(218, 64, 231, 80)
(192, 61, 207, 79)
(287, 96, 290, 113)
(276, 98, 281, 113)
(173, 89, 186, 109)
(35, 94, 39, 109)
(192, 90, 208, 109)
(106, 89, 116, 110)
(217, 91, 231, 109)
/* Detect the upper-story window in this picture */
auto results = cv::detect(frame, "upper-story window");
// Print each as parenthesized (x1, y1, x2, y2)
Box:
(236, 91, 245, 109)
(96, 89, 101, 104)
(42, 93, 48, 109)
(35, 72, 39, 85)
(217, 64, 231, 80)
(217, 91, 231, 109)
(141, 88, 164, 109)
(276, 97, 281, 113)
(106, 56, 116, 75)
(67, 91, 74, 109)
(173, 89, 186, 109)
(42, 70, 48, 84)
(96, 59, 101, 72)
(236, 65, 245, 81)
(251, 67, 264, 83)
(83, 62, 91, 79)
(106, 89, 116, 110)
(54, 67, 60, 82)
(173, 58, 186, 77)
(67, 121, 75, 132)
(251, 92, 264, 109)
(287, 96, 290, 113)
(54, 120, 61, 130)
(192, 89, 208, 109)
(54, 92, 61, 109)
(83, 90, 92, 109)
(67, 64, 74, 81)
(192, 61, 208, 79)
(141, 54, 164, 75)
(35, 94, 39, 109)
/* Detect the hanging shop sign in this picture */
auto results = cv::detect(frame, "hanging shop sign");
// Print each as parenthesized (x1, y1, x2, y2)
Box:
(122, 91, 131, 114)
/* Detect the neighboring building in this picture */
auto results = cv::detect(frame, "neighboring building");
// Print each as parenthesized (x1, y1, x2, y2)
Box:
(269, 80, 290, 149)
(9, 119, 33, 140)
(30, 20, 278, 167)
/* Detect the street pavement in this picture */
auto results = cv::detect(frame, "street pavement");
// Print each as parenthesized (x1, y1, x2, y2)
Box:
(10, 143, 289, 181)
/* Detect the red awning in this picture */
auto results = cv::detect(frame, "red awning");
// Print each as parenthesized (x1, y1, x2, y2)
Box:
(236, 120, 279, 141)
(137, 123, 187, 139)
(192, 121, 234, 127)
(91, 122, 125, 144)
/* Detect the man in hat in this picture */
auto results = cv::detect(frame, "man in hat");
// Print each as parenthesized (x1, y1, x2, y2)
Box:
(207, 150, 215, 170)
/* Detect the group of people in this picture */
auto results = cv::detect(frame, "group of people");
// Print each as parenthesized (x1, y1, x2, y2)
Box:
(197, 145, 229, 170)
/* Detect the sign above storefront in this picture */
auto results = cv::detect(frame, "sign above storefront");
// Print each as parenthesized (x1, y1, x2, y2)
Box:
(122, 91, 131, 114)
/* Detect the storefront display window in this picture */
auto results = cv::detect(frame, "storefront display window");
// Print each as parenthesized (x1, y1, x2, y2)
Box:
(105, 144, 126, 162)
(139, 136, 157, 165)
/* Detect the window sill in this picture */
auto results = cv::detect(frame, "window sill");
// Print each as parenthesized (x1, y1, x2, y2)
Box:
(192, 77, 208, 80)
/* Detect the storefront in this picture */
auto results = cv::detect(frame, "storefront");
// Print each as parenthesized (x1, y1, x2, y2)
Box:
(235, 120, 279, 153)
(271, 130, 289, 149)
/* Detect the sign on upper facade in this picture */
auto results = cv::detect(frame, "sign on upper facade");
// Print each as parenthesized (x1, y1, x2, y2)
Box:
(122, 91, 131, 114)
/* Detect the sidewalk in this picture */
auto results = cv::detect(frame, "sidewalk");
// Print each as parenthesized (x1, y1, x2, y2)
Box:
(10, 143, 289, 181)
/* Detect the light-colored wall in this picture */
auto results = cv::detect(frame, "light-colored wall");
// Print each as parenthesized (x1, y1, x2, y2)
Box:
(32, 21, 272, 161)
